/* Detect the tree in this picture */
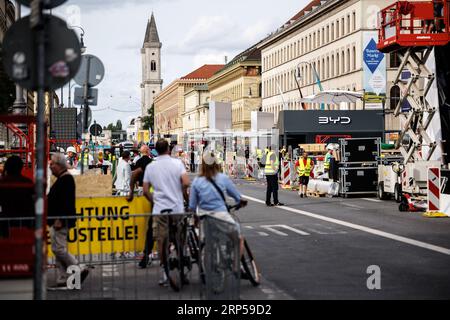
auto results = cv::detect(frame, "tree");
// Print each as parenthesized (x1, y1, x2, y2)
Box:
(142, 104, 154, 130)
(115, 120, 122, 130)
(106, 123, 115, 131)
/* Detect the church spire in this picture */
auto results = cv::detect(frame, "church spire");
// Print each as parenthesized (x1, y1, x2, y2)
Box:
(143, 12, 160, 46)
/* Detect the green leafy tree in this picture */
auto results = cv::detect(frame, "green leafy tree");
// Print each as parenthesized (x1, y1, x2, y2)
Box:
(115, 120, 122, 130)
(142, 104, 154, 130)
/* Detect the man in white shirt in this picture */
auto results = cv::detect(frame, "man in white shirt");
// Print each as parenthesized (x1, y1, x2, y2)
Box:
(143, 139, 190, 285)
(114, 151, 131, 196)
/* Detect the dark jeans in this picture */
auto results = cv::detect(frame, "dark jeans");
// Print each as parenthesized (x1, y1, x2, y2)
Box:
(266, 174, 279, 205)
(141, 216, 153, 264)
(190, 163, 196, 172)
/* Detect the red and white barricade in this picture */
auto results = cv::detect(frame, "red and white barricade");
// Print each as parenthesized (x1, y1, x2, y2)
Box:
(424, 167, 447, 217)
(280, 160, 292, 189)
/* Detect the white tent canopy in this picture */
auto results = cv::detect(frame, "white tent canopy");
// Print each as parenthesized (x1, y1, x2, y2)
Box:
(300, 90, 363, 104)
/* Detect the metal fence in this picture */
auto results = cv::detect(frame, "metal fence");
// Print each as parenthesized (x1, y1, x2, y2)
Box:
(0, 211, 241, 300)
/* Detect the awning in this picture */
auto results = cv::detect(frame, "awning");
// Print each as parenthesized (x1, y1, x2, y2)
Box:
(300, 90, 363, 104)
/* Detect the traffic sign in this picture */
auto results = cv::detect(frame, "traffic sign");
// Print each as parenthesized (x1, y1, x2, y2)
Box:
(16, 0, 67, 9)
(90, 123, 103, 137)
(73, 54, 105, 87)
(74, 87, 98, 106)
(2, 15, 82, 90)
(77, 107, 92, 137)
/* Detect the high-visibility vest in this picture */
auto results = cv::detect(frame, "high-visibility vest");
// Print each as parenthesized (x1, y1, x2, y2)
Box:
(256, 149, 262, 160)
(297, 157, 312, 176)
(264, 151, 279, 175)
(83, 153, 90, 167)
(324, 152, 333, 170)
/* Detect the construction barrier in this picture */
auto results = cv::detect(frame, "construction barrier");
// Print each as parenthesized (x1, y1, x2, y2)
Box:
(280, 161, 292, 189)
(424, 167, 448, 218)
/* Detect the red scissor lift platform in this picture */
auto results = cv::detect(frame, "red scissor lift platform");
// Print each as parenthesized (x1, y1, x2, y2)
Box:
(378, 0, 450, 53)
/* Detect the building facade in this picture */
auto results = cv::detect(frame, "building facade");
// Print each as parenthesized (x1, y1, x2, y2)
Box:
(259, 0, 399, 134)
(140, 13, 163, 117)
(154, 64, 223, 142)
(208, 45, 262, 131)
(182, 84, 210, 135)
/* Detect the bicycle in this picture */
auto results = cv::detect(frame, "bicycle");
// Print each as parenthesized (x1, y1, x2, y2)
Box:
(160, 209, 195, 292)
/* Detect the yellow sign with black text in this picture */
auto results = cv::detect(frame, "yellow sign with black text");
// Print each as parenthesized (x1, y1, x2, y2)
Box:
(47, 197, 151, 256)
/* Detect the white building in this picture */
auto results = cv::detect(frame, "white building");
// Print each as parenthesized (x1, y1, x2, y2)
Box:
(258, 0, 400, 135)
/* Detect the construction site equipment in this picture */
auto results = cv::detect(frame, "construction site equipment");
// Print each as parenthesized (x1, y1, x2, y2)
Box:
(0, 115, 48, 278)
(339, 138, 381, 164)
(339, 167, 378, 197)
(377, 1, 450, 210)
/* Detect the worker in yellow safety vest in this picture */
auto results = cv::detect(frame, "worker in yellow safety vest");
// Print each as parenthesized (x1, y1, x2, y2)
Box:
(324, 149, 334, 172)
(262, 146, 283, 207)
(82, 147, 94, 169)
(295, 151, 315, 198)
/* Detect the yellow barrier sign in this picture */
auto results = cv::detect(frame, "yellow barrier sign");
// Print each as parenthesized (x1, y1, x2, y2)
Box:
(48, 196, 151, 256)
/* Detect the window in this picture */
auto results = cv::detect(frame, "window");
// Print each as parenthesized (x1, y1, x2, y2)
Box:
(390, 85, 400, 110)
(327, 56, 330, 78)
(151, 60, 156, 71)
(390, 52, 401, 68)
(347, 48, 351, 72)
(353, 46, 356, 70)
(326, 25, 329, 42)
(331, 55, 335, 77)
(347, 15, 350, 34)
(341, 50, 345, 73)
(341, 18, 345, 36)
(336, 20, 339, 38)
(352, 11, 356, 31)
(331, 23, 334, 41)
(336, 52, 340, 75)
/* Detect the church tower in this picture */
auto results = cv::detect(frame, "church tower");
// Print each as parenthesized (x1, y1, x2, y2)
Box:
(141, 13, 163, 117)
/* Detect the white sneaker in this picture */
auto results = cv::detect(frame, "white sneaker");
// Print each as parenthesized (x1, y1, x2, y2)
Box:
(158, 267, 168, 286)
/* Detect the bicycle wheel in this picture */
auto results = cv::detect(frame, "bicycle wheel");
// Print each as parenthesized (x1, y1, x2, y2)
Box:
(241, 239, 260, 286)
(187, 227, 200, 263)
(164, 220, 183, 292)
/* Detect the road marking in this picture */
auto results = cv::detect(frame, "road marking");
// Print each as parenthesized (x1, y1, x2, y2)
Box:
(274, 224, 310, 236)
(243, 195, 450, 256)
(342, 203, 364, 210)
(245, 226, 255, 229)
(258, 232, 269, 237)
(260, 226, 288, 236)
(362, 198, 382, 203)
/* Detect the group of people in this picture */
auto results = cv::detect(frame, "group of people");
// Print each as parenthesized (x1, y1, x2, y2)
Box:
(121, 139, 247, 286)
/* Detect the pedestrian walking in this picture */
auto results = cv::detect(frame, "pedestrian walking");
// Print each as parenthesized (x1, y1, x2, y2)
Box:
(81, 147, 94, 169)
(114, 151, 132, 196)
(295, 151, 315, 198)
(142, 139, 190, 286)
(127, 145, 154, 268)
(190, 148, 196, 173)
(262, 146, 284, 207)
(48, 153, 88, 288)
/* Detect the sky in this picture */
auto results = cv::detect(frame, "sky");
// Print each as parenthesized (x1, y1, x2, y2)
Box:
(45, 0, 308, 129)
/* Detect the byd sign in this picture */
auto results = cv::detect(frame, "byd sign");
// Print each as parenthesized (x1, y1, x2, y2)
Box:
(318, 116, 351, 125)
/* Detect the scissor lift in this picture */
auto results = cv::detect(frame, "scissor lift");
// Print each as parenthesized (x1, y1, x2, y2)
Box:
(376, 1, 450, 205)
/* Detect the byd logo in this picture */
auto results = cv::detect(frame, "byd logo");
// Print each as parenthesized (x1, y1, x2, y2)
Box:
(318, 116, 351, 125)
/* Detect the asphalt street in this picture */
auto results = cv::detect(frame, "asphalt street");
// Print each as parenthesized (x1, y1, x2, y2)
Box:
(233, 178, 450, 299)
(42, 176, 450, 300)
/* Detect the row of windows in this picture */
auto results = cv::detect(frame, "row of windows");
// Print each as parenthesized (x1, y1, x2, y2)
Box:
(263, 11, 357, 71)
(263, 46, 358, 98)
(212, 84, 244, 102)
